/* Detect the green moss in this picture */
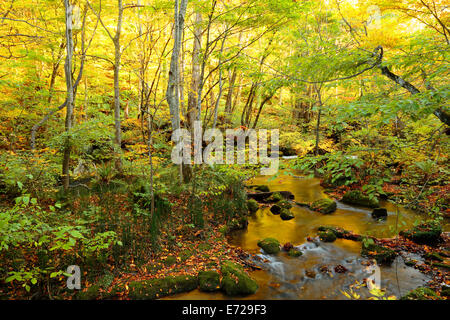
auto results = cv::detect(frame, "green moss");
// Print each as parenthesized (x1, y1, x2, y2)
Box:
(198, 243, 212, 252)
(277, 200, 292, 209)
(76, 284, 102, 300)
(400, 287, 441, 300)
(280, 208, 295, 220)
(220, 261, 258, 296)
(342, 190, 379, 208)
(400, 221, 442, 245)
(361, 243, 396, 264)
(198, 271, 221, 292)
(288, 249, 303, 257)
(254, 185, 270, 192)
(441, 286, 450, 297)
(247, 199, 259, 214)
(317, 226, 347, 238)
(269, 192, 283, 202)
(127, 275, 198, 299)
(318, 230, 337, 242)
(310, 198, 337, 214)
(257, 238, 281, 254)
(227, 216, 248, 232)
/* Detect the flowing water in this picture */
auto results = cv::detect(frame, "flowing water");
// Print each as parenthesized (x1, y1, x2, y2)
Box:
(168, 170, 447, 300)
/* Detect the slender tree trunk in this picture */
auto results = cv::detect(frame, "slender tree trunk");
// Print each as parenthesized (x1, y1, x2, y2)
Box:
(62, 0, 74, 190)
(187, 11, 202, 131)
(113, 0, 124, 169)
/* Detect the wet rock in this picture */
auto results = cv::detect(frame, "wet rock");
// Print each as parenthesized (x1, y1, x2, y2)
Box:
(400, 221, 442, 245)
(318, 230, 337, 242)
(400, 287, 441, 300)
(268, 192, 283, 203)
(247, 199, 259, 214)
(319, 265, 329, 273)
(424, 252, 444, 262)
(361, 243, 396, 265)
(288, 249, 303, 257)
(334, 265, 348, 273)
(257, 238, 281, 254)
(270, 204, 281, 215)
(283, 242, 294, 251)
(253, 185, 270, 192)
(220, 261, 258, 296)
(280, 208, 295, 220)
(247, 191, 294, 202)
(198, 271, 221, 292)
(342, 190, 379, 208)
(277, 200, 293, 209)
(441, 286, 450, 297)
(310, 198, 337, 214)
(371, 208, 388, 219)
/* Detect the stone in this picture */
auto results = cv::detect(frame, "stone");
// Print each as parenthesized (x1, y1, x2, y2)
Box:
(361, 243, 396, 265)
(280, 208, 295, 220)
(310, 198, 337, 214)
(198, 271, 221, 292)
(318, 230, 337, 242)
(342, 190, 379, 208)
(400, 221, 442, 245)
(400, 287, 441, 300)
(371, 208, 388, 219)
(257, 238, 281, 254)
(220, 261, 258, 296)
(247, 199, 259, 214)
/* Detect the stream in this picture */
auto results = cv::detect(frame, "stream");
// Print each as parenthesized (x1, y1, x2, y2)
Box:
(167, 170, 447, 300)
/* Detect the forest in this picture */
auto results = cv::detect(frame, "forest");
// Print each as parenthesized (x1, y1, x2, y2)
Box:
(0, 0, 449, 302)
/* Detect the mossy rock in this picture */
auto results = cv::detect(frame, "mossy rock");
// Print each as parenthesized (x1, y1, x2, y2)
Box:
(310, 198, 337, 214)
(318, 226, 348, 238)
(400, 221, 442, 245)
(318, 230, 337, 242)
(254, 185, 270, 192)
(342, 190, 379, 208)
(268, 192, 283, 202)
(127, 275, 198, 299)
(280, 208, 295, 221)
(400, 287, 441, 300)
(361, 243, 396, 264)
(424, 252, 444, 262)
(247, 199, 259, 214)
(288, 249, 303, 257)
(227, 216, 248, 232)
(277, 200, 292, 209)
(220, 261, 258, 296)
(371, 208, 388, 219)
(198, 271, 221, 292)
(257, 238, 281, 254)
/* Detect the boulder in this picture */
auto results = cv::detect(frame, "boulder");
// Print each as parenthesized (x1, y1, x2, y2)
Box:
(288, 249, 303, 257)
(125, 275, 198, 299)
(310, 198, 337, 214)
(247, 199, 259, 214)
(371, 208, 388, 219)
(254, 185, 270, 192)
(198, 271, 221, 292)
(342, 190, 379, 208)
(318, 230, 337, 242)
(361, 243, 396, 264)
(220, 261, 258, 296)
(247, 191, 294, 202)
(257, 238, 281, 254)
(270, 204, 281, 215)
(280, 208, 295, 220)
(400, 221, 442, 245)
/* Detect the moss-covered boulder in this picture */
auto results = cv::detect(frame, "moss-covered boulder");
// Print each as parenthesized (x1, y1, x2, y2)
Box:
(257, 238, 281, 254)
(227, 216, 249, 232)
(310, 198, 337, 214)
(76, 273, 114, 300)
(277, 200, 292, 209)
(400, 287, 441, 300)
(400, 221, 442, 245)
(342, 190, 379, 208)
(268, 192, 283, 203)
(254, 185, 270, 192)
(361, 243, 396, 264)
(280, 208, 295, 220)
(318, 230, 337, 242)
(126, 275, 198, 299)
(198, 271, 221, 292)
(247, 199, 259, 214)
(220, 261, 258, 296)
(288, 249, 303, 257)
(441, 286, 450, 297)
(371, 208, 388, 219)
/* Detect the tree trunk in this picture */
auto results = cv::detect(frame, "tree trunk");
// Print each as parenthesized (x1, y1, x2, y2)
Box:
(62, 0, 74, 191)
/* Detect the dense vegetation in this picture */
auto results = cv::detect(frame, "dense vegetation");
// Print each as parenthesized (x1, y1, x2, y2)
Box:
(0, 0, 448, 300)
